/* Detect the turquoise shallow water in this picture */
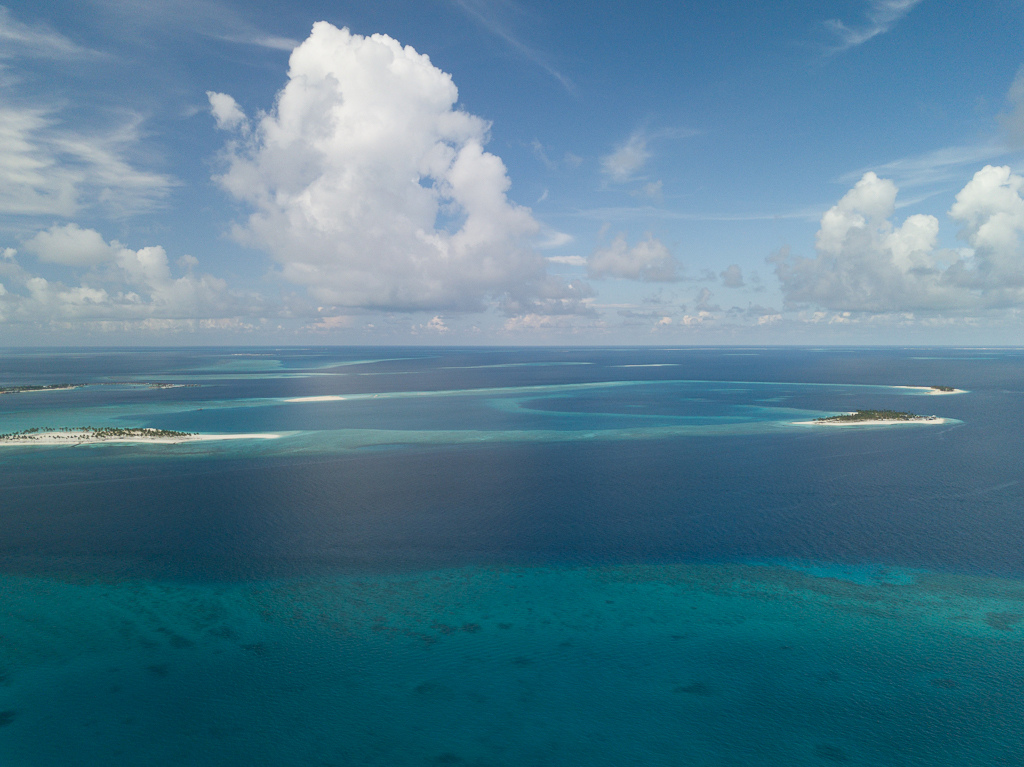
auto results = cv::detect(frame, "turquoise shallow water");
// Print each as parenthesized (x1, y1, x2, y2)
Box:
(1, 564, 1022, 766)
(0, 377, 959, 456)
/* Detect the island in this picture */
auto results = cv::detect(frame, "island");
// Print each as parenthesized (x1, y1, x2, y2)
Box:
(795, 409, 947, 426)
(0, 427, 281, 445)
(0, 382, 198, 395)
(0, 384, 84, 394)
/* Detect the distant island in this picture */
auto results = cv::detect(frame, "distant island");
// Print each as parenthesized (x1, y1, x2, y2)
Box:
(807, 409, 944, 426)
(0, 427, 281, 446)
(891, 385, 966, 395)
(0, 384, 84, 394)
(0, 382, 197, 395)
(0, 426, 194, 443)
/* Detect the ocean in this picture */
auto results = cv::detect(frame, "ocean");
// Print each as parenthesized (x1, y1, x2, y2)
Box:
(0, 346, 1021, 765)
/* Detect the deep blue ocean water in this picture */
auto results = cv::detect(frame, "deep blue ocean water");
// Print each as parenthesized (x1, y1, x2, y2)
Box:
(0, 347, 1021, 765)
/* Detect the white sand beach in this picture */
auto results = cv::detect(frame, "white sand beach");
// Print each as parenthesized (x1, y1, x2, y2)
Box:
(283, 395, 346, 402)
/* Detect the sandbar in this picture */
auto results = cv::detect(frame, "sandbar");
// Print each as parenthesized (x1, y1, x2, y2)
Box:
(892, 386, 967, 395)
(283, 395, 346, 402)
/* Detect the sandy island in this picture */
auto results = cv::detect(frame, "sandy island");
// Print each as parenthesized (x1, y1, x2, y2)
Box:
(893, 386, 967, 395)
(283, 395, 346, 402)
(0, 429, 281, 446)
(793, 416, 947, 426)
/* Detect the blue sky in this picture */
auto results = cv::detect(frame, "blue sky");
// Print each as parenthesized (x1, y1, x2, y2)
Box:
(2, 0, 1024, 344)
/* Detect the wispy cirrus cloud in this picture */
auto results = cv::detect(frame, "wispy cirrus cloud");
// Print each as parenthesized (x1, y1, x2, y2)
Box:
(0, 106, 177, 218)
(87, 0, 299, 51)
(837, 142, 1011, 192)
(572, 205, 824, 223)
(599, 127, 698, 191)
(451, 0, 574, 92)
(824, 0, 924, 53)
(999, 66, 1024, 148)
(0, 5, 107, 59)
(839, 71, 1024, 195)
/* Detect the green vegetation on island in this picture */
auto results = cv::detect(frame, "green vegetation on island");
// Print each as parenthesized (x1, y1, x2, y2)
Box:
(930, 385, 956, 392)
(814, 409, 934, 423)
(0, 426, 195, 442)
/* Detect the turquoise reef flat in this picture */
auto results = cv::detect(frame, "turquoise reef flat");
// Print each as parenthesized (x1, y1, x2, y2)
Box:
(0, 564, 1021, 766)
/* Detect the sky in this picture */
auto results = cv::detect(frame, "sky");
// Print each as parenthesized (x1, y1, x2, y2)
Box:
(2, 0, 1024, 345)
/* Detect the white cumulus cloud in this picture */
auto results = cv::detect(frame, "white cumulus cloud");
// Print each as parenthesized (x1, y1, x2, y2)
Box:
(23, 223, 113, 266)
(588, 233, 679, 282)
(600, 131, 650, 182)
(949, 165, 1024, 289)
(773, 166, 1024, 313)
(207, 91, 248, 131)
(0, 224, 260, 327)
(425, 315, 449, 332)
(720, 264, 745, 288)
(213, 23, 548, 313)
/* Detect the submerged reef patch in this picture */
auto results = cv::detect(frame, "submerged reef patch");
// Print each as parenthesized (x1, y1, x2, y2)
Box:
(0, 564, 1020, 765)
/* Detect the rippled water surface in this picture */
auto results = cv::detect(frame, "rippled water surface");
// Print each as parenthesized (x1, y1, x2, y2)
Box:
(0, 346, 1021, 765)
